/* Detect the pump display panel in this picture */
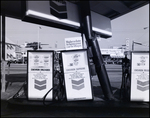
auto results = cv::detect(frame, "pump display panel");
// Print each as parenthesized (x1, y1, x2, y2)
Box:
(130, 51, 149, 102)
(61, 49, 93, 101)
(27, 50, 54, 101)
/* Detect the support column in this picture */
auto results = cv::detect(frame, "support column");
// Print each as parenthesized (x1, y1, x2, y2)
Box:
(1, 13, 6, 92)
(79, 1, 116, 100)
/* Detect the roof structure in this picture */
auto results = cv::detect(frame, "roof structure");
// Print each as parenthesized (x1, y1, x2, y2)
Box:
(1, 1, 149, 20)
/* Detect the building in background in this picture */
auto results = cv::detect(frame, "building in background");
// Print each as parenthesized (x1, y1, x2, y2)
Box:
(101, 47, 125, 64)
(15, 45, 22, 60)
(0, 37, 22, 62)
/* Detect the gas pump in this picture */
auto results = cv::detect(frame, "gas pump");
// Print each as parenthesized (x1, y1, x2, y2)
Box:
(11, 1, 118, 103)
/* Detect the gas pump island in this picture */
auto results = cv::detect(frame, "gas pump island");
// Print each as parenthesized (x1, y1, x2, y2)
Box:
(9, 1, 149, 104)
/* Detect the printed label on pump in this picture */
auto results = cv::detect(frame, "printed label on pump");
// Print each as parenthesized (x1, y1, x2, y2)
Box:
(62, 51, 89, 73)
(28, 52, 53, 73)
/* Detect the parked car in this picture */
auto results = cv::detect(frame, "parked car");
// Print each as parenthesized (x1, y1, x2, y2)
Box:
(17, 58, 23, 63)
(18, 57, 27, 64)
(24, 57, 27, 64)
(115, 59, 122, 65)
(8, 57, 18, 63)
(12, 57, 18, 63)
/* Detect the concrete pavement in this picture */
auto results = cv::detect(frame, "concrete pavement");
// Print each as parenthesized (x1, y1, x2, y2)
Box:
(1, 64, 149, 117)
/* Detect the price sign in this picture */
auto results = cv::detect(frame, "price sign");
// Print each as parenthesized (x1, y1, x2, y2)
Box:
(65, 37, 83, 50)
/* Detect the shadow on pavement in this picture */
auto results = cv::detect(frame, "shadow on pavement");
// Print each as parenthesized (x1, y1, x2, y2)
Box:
(6, 74, 27, 82)
(1, 73, 149, 117)
(5, 74, 26, 91)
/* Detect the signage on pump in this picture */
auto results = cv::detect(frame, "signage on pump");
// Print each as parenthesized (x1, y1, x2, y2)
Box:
(130, 52, 149, 102)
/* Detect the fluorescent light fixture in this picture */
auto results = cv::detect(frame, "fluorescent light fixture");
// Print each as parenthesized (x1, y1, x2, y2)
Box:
(26, 10, 112, 36)
(26, 10, 80, 27)
(92, 27, 112, 36)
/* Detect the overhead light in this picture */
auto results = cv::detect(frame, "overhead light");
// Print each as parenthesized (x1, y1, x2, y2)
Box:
(26, 10, 80, 27)
(26, 10, 112, 36)
(92, 27, 112, 36)
(143, 27, 149, 30)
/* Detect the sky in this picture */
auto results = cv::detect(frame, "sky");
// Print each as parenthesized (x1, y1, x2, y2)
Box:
(6, 17, 81, 49)
(5, 3, 149, 51)
(99, 4, 149, 51)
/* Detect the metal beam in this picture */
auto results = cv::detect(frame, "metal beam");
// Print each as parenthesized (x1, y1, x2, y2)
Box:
(97, 1, 130, 13)
(1, 13, 6, 92)
(79, 1, 117, 101)
(2, 14, 5, 61)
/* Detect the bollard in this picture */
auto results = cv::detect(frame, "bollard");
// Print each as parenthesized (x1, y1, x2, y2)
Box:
(1, 59, 6, 92)
(7, 61, 11, 75)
